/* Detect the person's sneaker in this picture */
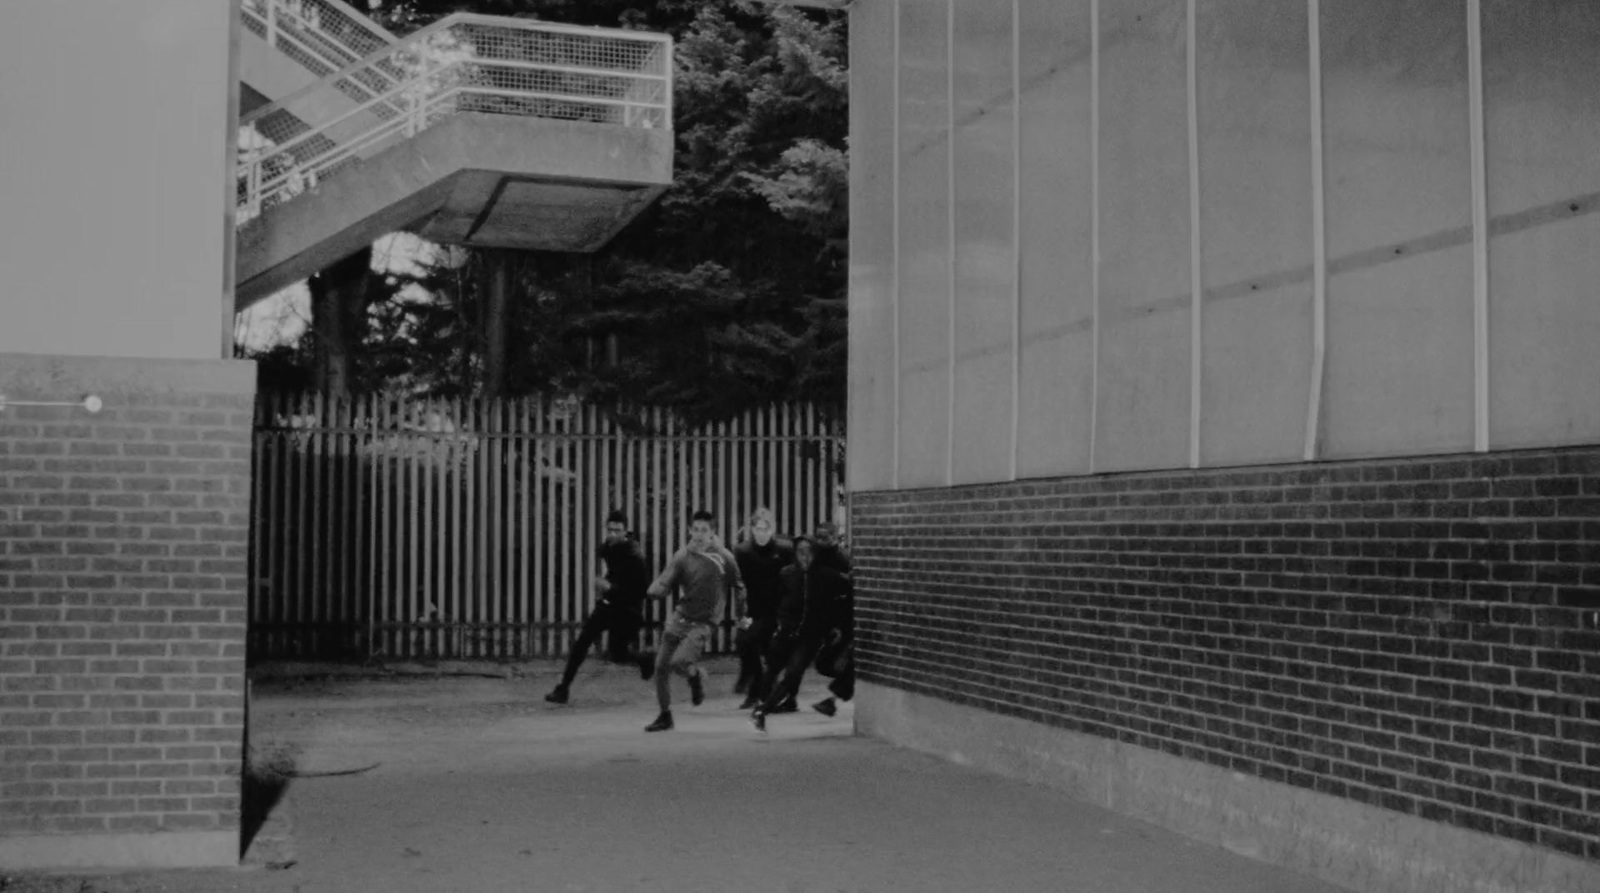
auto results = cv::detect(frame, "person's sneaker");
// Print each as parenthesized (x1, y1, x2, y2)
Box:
(812, 697, 837, 717)
(637, 653, 656, 681)
(544, 686, 569, 705)
(738, 695, 761, 711)
(750, 709, 767, 733)
(688, 672, 705, 706)
(772, 697, 798, 714)
(644, 710, 674, 732)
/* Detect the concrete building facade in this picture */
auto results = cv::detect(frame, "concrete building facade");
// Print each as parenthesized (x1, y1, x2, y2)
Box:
(845, 1, 1600, 891)
(0, 0, 255, 869)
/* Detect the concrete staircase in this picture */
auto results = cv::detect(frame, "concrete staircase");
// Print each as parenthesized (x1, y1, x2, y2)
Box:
(235, 8, 674, 308)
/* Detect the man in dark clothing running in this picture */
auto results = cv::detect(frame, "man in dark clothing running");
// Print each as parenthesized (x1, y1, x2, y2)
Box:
(751, 536, 851, 732)
(811, 520, 852, 577)
(642, 510, 746, 732)
(546, 510, 653, 704)
(732, 507, 791, 709)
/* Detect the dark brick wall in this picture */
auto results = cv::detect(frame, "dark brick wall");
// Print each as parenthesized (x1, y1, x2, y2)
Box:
(0, 354, 255, 842)
(852, 448, 1600, 862)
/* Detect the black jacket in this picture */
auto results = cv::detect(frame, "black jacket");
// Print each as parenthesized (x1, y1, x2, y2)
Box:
(598, 538, 650, 612)
(733, 538, 793, 621)
(813, 543, 852, 578)
(775, 563, 850, 637)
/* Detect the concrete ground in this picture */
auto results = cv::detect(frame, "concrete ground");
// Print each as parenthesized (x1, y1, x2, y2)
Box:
(2, 658, 1349, 893)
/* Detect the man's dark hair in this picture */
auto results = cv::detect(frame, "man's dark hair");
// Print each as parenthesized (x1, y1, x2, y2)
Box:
(691, 509, 714, 525)
(606, 509, 628, 527)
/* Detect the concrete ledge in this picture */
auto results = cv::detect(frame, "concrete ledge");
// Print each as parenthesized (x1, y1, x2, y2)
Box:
(0, 831, 237, 871)
(855, 683, 1600, 893)
(0, 352, 256, 398)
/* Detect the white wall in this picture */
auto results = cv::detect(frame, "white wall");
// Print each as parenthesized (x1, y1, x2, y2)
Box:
(0, 1, 235, 361)
(849, 0, 1600, 492)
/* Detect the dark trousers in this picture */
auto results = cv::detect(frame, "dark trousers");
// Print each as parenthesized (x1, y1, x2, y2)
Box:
(759, 629, 825, 713)
(816, 639, 854, 701)
(558, 601, 642, 688)
(735, 616, 777, 698)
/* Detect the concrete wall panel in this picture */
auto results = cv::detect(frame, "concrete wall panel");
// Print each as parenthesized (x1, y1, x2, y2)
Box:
(1015, 0, 1094, 479)
(896, 0, 953, 488)
(0, 2, 234, 360)
(949, 0, 1015, 485)
(1195, 0, 1314, 467)
(1483, 0, 1600, 449)
(1093, 0, 1191, 473)
(848, 0, 900, 492)
(1319, 0, 1475, 459)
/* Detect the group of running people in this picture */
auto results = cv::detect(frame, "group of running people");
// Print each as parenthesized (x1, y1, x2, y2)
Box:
(544, 507, 854, 734)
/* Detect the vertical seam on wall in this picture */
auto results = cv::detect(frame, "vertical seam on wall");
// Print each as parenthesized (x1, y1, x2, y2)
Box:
(945, 0, 957, 487)
(1304, 0, 1327, 462)
(1009, 0, 1022, 482)
(1468, 0, 1490, 453)
(1186, 0, 1202, 470)
(892, 0, 903, 489)
(1088, 0, 1101, 475)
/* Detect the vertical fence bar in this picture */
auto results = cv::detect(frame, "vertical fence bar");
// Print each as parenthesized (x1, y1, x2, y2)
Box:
(420, 398, 434, 651)
(290, 393, 304, 654)
(532, 396, 547, 655)
(754, 406, 767, 534)
(406, 398, 419, 659)
(745, 408, 755, 527)
(556, 405, 570, 655)
(515, 397, 527, 656)
(353, 393, 366, 657)
(328, 393, 341, 649)
(651, 406, 664, 648)
(374, 395, 388, 657)
(492, 396, 502, 658)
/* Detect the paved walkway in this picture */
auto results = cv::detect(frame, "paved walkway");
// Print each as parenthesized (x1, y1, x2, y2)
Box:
(7, 661, 1348, 893)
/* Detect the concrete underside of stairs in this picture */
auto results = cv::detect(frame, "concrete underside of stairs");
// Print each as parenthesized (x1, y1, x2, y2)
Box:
(235, 113, 672, 309)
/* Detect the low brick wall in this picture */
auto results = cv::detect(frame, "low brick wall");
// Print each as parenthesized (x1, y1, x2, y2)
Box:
(851, 447, 1600, 868)
(0, 352, 256, 868)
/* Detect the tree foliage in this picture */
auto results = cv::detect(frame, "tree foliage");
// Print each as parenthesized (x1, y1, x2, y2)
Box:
(249, 0, 849, 423)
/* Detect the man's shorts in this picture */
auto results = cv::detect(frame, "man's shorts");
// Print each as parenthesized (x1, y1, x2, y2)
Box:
(660, 613, 713, 668)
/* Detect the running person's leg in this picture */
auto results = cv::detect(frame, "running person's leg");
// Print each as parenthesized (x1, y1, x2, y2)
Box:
(738, 616, 776, 708)
(667, 621, 710, 706)
(647, 627, 683, 731)
(753, 633, 823, 728)
(547, 604, 612, 702)
(815, 640, 854, 715)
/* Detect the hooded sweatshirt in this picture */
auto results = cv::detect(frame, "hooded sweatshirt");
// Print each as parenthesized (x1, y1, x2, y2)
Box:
(653, 540, 745, 625)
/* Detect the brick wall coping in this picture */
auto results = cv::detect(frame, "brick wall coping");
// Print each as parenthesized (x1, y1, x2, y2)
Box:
(0, 353, 256, 399)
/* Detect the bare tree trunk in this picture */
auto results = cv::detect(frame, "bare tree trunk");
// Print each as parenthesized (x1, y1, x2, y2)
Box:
(310, 247, 372, 395)
(480, 249, 513, 397)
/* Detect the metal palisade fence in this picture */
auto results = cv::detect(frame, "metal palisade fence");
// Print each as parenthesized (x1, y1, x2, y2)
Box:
(248, 393, 845, 662)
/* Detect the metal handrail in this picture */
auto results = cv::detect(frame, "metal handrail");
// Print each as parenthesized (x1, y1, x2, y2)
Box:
(237, 13, 673, 224)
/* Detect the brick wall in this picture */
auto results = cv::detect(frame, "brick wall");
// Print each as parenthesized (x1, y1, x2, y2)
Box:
(0, 354, 255, 858)
(852, 447, 1600, 863)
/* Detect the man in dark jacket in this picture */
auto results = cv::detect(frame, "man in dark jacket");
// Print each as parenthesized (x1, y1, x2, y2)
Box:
(545, 510, 653, 704)
(732, 507, 792, 709)
(811, 520, 852, 577)
(751, 536, 850, 731)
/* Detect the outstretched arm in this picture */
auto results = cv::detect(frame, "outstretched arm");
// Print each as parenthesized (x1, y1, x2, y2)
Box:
(647, 553, 680, 599)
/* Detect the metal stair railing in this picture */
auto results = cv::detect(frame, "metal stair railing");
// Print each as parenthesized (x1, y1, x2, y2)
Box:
(237, 14, 673, 225)
(241, 0, 400, 84)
